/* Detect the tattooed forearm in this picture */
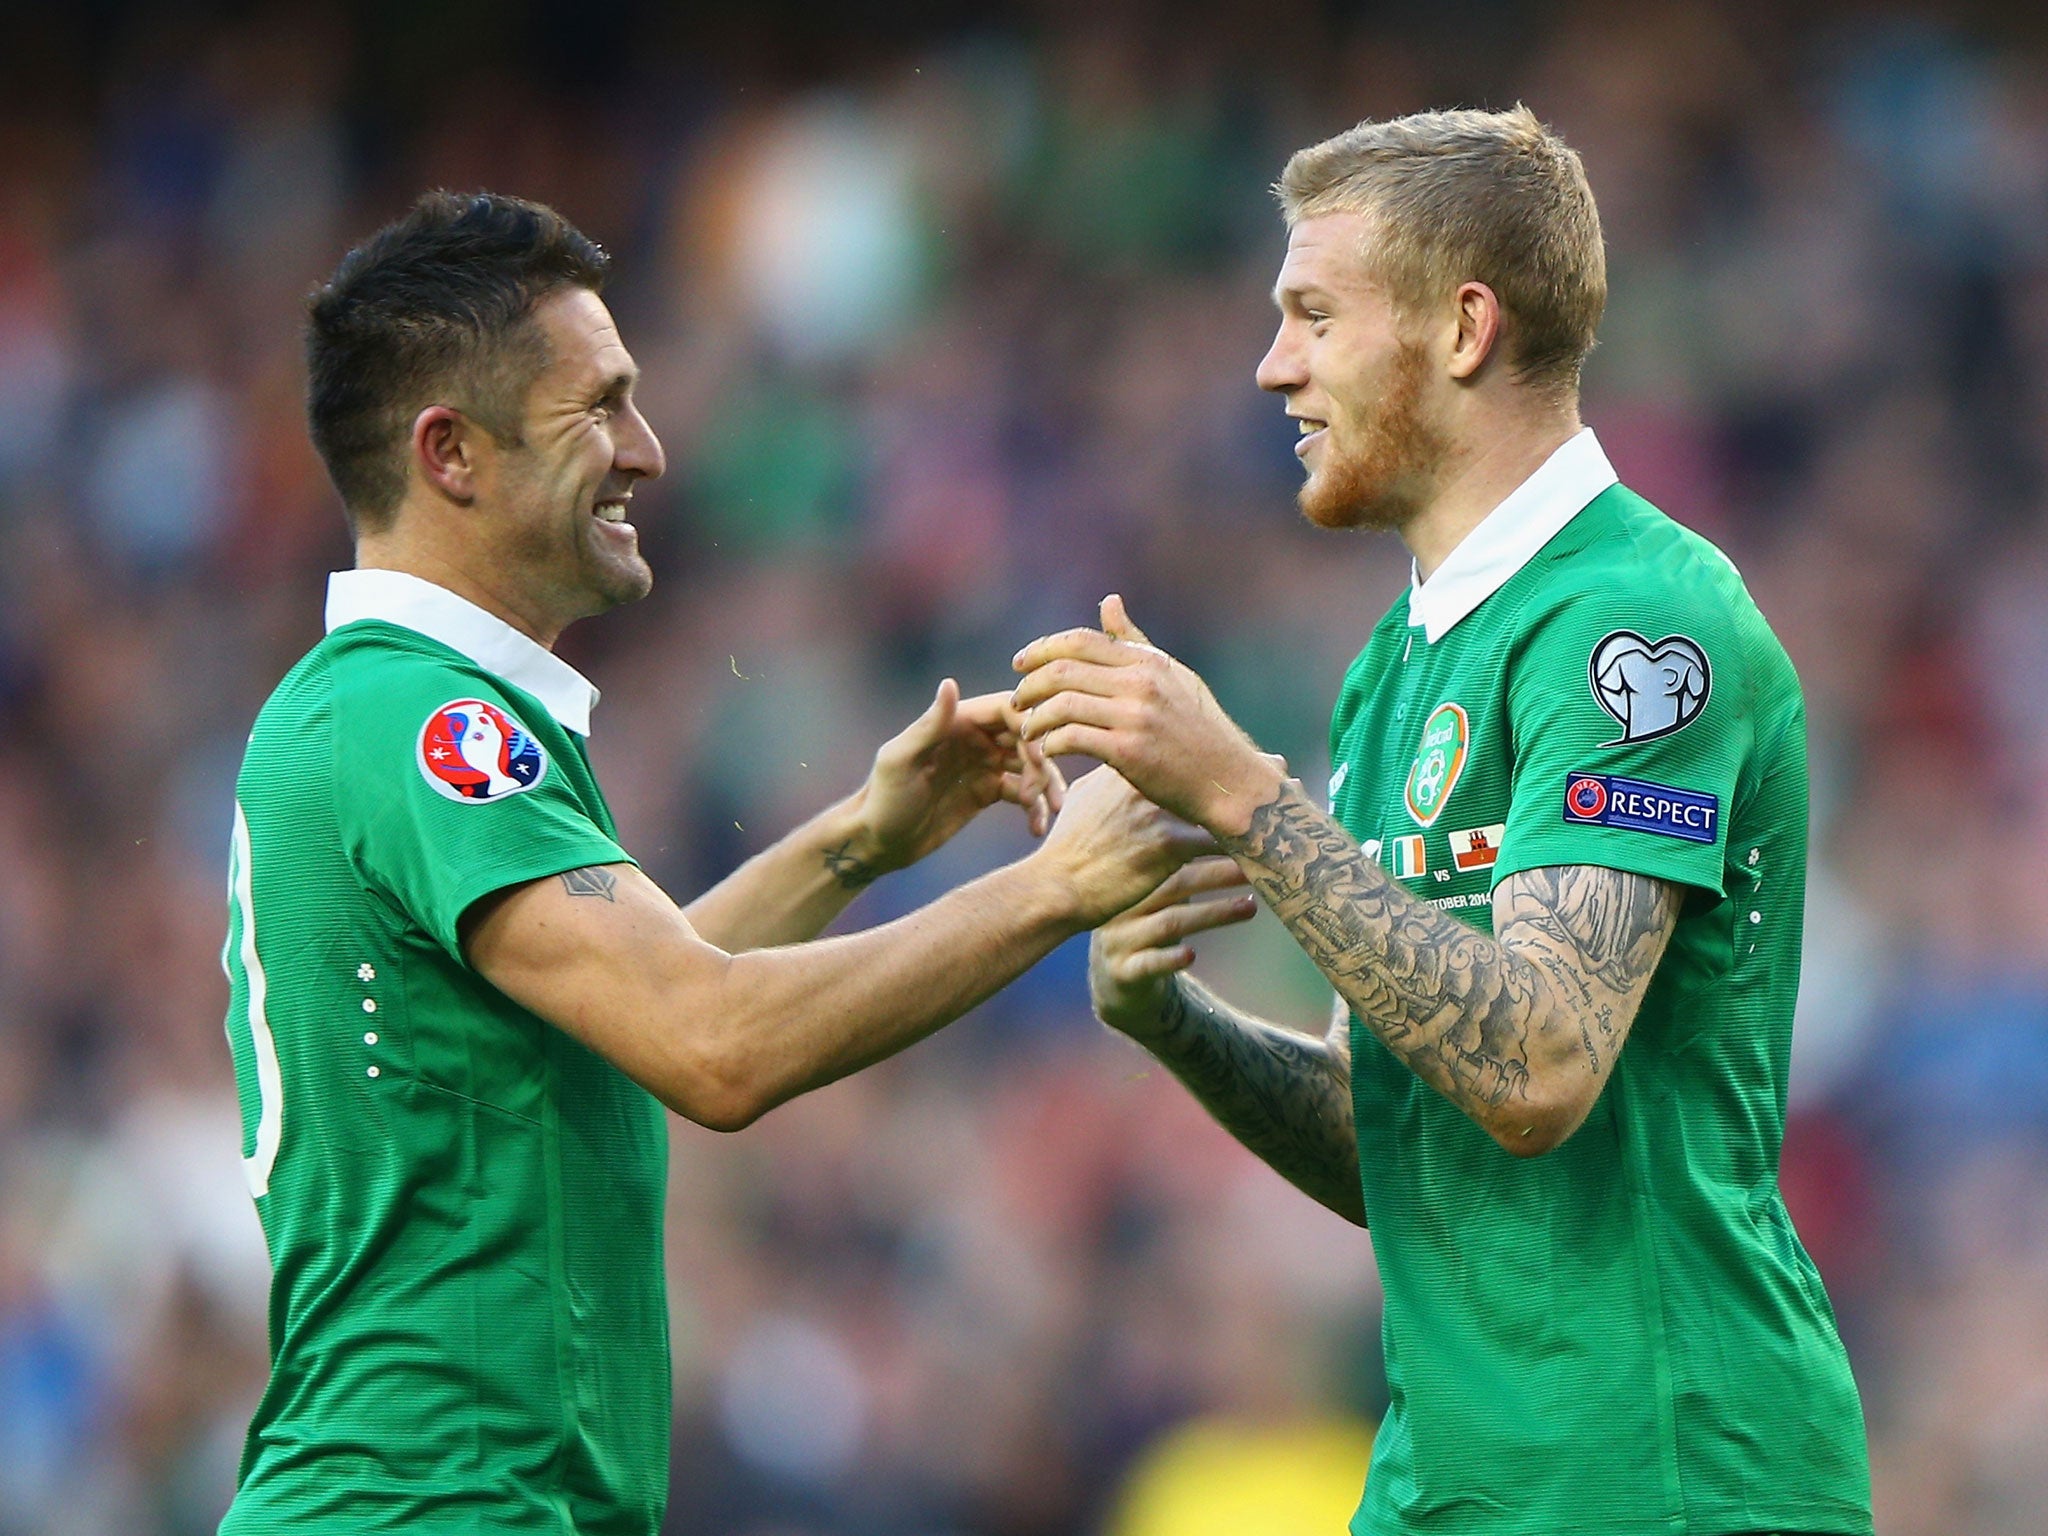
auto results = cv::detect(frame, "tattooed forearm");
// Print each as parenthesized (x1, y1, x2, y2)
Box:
(558, 866, 618, 901)
(1220, 780, 1679, 1151)
(1224, 785, 1536, 1114)
(1135, 976, 1365, 1224)
(821, 840, 882, 890)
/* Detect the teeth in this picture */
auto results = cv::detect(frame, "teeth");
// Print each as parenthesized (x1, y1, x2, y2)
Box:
(595, 502, 627, 523)
(1298, 419, 1326, 435)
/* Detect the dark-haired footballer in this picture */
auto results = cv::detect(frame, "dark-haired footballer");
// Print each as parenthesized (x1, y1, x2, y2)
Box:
(217, 192, 1223, 1534)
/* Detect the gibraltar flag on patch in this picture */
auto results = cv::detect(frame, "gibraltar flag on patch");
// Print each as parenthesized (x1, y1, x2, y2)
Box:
(1447, 824, 1505, 874)
(1386, 835, 1426, 879)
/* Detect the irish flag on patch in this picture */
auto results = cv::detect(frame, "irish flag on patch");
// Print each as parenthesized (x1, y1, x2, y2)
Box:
(1448, 824, 1505, 874)
(1386, 835, 1426, 879)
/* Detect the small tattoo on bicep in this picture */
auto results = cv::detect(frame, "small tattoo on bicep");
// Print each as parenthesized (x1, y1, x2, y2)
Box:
(559, 866, 618, 901)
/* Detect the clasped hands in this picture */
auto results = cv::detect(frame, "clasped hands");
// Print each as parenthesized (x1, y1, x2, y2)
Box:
(1011, 595, 1289, 1035)
(846, 595, 1279, 1033)
(853, 590, 1284, 853)
(1010, 594, 1287, 839)
(845, 677, 1067, 880)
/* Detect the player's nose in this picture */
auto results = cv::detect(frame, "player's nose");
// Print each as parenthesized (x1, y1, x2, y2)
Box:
(1256, 322, 1305, 394)
(614, 398, 667, 482)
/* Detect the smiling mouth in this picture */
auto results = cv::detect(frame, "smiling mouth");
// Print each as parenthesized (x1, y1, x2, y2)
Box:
(593, 496, 632, 524)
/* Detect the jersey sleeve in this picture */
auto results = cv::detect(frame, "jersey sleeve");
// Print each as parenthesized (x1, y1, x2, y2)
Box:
(338, 662, 632, 963)
(1494, 587, 1748, 897)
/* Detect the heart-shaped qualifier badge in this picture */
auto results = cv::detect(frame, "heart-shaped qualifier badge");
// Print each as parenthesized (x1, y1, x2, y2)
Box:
(1588, 631, 1711, 745)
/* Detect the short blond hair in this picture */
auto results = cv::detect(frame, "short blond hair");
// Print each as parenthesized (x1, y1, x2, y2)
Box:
(1276, 105, 1605, 398)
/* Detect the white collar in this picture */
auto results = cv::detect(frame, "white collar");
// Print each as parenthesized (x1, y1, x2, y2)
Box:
(324, 569, 600, 736)
(1406, 427, 1618, 644)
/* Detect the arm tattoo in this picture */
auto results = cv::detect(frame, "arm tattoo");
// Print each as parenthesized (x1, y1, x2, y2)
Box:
(1220, 780, 1679, 1142)
(821, 839, 881, 890)
(1495, 865, 1673, 1070)
(1136, 976, 1364, 1224)
(558, 866, 618, 901)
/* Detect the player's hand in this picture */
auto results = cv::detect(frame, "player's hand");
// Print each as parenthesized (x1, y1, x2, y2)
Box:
(1090, 858, 1257, 1040)
(851, 678, 1065, 875)
(1029, 765, 1218, 927)
(1011, 596, 1285, 837)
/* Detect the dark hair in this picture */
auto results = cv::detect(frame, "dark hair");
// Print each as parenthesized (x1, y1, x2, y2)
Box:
(305, 190, 610, 527)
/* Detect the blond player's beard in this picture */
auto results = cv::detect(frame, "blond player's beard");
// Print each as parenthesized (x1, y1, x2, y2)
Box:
(1298, 340, 1449, 532)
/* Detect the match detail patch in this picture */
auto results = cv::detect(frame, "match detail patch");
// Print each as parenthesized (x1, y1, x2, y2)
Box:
(1589, 630, 1711, 745)
(1386, 835, 1426, 879)
(1563, 773, 1718, 844)
(1447, 824, 1504, 874)
(418, 698, 548, 804)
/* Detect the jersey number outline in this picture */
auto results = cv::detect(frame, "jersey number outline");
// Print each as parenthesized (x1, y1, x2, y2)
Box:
(224, 800, 284, 1198)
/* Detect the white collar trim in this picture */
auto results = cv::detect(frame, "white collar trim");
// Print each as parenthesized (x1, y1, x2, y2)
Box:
(324, 569, 600, 736)
(1407, 427, 1618, 644)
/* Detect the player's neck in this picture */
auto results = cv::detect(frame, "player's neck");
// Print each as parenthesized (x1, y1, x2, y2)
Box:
(353, 530, 566, 650)
(1403, 407, 1582, 584)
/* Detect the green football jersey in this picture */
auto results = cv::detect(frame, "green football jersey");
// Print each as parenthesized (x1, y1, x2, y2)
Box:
(219, 571, 670, 1535)
(1326, 433, 1871, 1536)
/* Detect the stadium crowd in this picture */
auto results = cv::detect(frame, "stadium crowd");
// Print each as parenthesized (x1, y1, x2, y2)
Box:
(1, 2, 2046, 1533)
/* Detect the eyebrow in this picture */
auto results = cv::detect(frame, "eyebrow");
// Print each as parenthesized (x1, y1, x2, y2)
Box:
(590, 367, 638, 401)
(1272, 282, 1335, 311)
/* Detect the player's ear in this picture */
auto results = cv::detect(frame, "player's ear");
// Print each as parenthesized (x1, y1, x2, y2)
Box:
(1446, 281, 1502, 382)
(412, 405, 480, 504)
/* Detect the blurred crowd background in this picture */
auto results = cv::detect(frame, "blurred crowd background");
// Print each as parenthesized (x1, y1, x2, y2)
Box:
(2, 1, 2047, 1532)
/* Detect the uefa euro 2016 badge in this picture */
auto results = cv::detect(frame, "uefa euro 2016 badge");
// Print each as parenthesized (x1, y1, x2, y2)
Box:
(1404, 702, 1469, 827)
(417, 698, 548, 803)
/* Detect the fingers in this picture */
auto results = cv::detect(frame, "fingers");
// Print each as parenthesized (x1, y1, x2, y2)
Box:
(1010, 657, 1139, 716)
(1010, 715, 1057, 836)
(1018, 688, 1130, 743)
(1164, 823, 1223, 862)
(999, 730, 1070, 837)
(1128, 854, 1250, 917)
(1098, 593, 1154, 648)
(1035, 721, 1122, 765)
(1017, 737, 1065, 834)
(1038, 750, 1068, 814)
(1104, 943, 1201, 984)
(1012, 627, 1149, 677)
(998, 770, 1055, 837)
(926, 677, 959, 737)
(1097, 876, 1258, 990)
(885, 677, 961, 763)
(954, 688, 1018, 734)
(1115, 889, 1258, 954)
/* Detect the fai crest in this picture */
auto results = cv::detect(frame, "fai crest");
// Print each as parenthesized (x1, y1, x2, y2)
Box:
(418, 698, 548, 803)
(1403, 702, 1469, 827)
(1589, 631, 1710, 745)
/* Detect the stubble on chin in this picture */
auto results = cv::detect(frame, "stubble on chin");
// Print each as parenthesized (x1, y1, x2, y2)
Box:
(589, 539, 655, 610)
(1296, 341, 1447, 533)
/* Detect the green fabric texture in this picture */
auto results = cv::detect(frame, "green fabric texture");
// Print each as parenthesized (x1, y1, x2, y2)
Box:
(1327, 486, 1871, 1536)
(219, 621, 669, 1535)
